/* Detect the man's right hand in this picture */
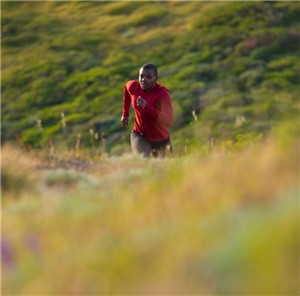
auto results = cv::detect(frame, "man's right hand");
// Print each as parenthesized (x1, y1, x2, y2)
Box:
(121, 116, 129, 128)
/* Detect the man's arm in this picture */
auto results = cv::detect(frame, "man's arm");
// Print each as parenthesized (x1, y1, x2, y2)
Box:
(121, 86, 131, 127)
(142, 93, 173, 127)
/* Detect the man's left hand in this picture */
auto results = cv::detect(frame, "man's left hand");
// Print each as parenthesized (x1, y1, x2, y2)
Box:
(137, 96, 147, 108)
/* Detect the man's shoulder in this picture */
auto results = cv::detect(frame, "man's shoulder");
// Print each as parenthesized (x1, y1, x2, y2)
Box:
(156, 83, 170, 96)
(125, 80, 139, 90)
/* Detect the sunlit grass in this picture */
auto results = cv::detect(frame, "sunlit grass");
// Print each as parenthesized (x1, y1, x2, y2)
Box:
(1, 125, 299, 294)
(2, 1, 299, 151)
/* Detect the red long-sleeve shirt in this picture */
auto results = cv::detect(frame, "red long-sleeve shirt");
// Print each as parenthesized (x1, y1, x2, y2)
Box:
(122, 80, 173, 142)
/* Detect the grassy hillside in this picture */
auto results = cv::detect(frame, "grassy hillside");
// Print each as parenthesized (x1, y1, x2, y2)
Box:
(1, 2, 299, 294)
(1, 1, 300, 154)
(2, 124, 299, 294)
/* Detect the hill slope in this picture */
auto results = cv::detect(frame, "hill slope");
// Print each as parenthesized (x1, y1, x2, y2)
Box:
(1, 1, 300, 153)
(2, 127, 299, 294)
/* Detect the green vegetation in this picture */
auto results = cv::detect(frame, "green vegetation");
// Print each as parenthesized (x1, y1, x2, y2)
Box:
(2, 125, 299, 294)
(2, 1, 299, 153)
(1, 2, 299, 294)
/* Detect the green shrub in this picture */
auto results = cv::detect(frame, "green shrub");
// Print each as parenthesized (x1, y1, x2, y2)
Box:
(128, 4, 169, 26)
(1, 1, 299, 152)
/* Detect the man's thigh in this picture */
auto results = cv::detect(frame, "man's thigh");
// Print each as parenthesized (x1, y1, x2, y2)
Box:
(131, 131, 151, 157)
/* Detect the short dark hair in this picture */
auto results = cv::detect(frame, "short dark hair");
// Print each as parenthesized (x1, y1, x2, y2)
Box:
(141, 63, 158, 77)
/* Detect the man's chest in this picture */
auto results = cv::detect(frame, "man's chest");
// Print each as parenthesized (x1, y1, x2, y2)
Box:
(130, 90, 160, 109)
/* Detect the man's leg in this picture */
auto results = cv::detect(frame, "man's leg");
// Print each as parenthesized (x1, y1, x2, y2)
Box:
(152, 138, 172, 158)
(131, 131, 152, 157)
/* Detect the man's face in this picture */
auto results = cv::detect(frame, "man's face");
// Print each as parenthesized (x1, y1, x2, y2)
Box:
(139, 67, 157, 92)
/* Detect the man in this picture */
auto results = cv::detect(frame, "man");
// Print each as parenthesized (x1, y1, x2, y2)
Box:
(121, 63, 173, 157)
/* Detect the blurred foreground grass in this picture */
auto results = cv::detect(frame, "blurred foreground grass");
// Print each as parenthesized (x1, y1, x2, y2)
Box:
(1, 124, 299, 295)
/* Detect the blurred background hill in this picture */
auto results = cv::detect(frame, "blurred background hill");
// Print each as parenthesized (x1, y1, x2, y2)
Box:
(1, 2, 300, 294)
(2, 1, 299, 154)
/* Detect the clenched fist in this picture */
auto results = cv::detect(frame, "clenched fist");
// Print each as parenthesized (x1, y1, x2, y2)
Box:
(137, 96, 147, 108)
(121, 116, 129, 128)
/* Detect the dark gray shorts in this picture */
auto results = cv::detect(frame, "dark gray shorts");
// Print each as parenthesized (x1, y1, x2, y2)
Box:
(131, 130, 172, 158)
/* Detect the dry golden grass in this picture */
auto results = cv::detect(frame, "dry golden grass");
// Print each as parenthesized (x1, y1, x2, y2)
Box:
(1, 145, 42, 200)
(1, 128, 299, 294)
